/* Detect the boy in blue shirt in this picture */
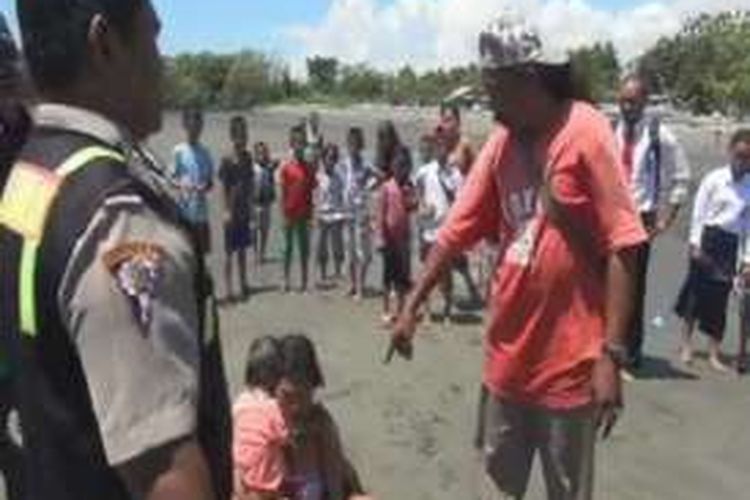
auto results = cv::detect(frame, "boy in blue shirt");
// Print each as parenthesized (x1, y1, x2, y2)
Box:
(173, 107, 215, 254)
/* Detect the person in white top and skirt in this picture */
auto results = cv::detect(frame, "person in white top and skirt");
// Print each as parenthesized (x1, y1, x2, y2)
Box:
(675, 129, 750, 372)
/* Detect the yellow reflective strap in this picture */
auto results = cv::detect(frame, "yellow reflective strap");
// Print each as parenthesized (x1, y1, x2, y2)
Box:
(13, 146, 126, 337)
(20, 241, 39, 337)
(57, 146, 125, 177)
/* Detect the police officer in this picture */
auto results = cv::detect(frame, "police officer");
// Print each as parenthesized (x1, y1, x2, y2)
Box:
(0, 2, 231, 499)
(0, 13, 29, 500)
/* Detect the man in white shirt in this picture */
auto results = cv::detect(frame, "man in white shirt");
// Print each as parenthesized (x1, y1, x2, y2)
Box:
(415, 124, 463, 321)
(616, 76, 691, 371)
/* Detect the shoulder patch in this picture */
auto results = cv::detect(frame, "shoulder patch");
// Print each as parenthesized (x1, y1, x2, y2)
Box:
(0, 162, 62, 241)
(103, 242, 166, 330)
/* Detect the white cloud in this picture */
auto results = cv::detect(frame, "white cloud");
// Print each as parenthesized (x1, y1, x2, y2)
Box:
(284, 0, 750, 77)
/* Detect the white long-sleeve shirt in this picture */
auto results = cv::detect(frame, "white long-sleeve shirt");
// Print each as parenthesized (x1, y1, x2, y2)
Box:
(615, 117, 691, 213)
(689, 166, 750, 264)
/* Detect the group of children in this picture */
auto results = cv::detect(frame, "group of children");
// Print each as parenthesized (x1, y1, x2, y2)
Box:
(171, 108, 278, 301)
(170, 106, 483, 325)
(233, 334, 371, 500)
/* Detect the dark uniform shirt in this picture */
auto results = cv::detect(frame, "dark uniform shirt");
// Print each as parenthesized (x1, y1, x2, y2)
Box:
(0, 103, 231, 498)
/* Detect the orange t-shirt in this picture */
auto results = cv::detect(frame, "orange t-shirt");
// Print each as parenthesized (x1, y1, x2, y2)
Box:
(438, 101, 647, 410)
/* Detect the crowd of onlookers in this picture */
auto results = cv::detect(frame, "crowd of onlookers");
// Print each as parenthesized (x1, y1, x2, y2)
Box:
(169, 106, 487, 323)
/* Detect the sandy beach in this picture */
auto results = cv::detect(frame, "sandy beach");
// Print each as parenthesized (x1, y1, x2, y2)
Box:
(140, 105, 750, 500)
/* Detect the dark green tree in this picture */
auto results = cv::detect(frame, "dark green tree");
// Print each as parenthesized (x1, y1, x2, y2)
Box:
(307, 56, 339, 94)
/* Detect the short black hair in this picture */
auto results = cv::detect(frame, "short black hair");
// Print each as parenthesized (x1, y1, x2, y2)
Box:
(279, 334, 324, 389)
(535, 63, 592, 103)
(17, 0, 144, 93)
(347, 127, 364, 148)
(182, 106, 203, 123)
(392, 145, 413, 177)
(730, 129, 750, 148)
(440, 102, 461, 123)
(244, 336, 283, 392)
(323, 143, 339, 163)
(230, 114, 247, 132)
(289, 123, 306, 142)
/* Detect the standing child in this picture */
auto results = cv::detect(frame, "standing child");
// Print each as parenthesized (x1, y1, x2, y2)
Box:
(415, 125, 463, 323)
(254, 141, 278, 265)
(172, 107, 215, 255)
(219, 115, 255, 301)
(280, 125, 317, 293)
(232, 336, 289, 500)
(377, 147, 417, 325)
(342, 128, 378, 300)
(316, 143, 347, 285)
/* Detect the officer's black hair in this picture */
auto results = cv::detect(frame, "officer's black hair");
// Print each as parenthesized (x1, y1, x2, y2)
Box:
(16, 0, 144, 93)
(730, 129, 750, 148)
(244, 336, 283, 393)
(279, 334, 325, 389)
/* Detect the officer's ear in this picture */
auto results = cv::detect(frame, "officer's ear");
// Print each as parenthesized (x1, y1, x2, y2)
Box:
(87, 14, 128, 75)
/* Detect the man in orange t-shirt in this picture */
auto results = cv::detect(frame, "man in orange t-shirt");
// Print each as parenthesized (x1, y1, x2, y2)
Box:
(390, 13, 646, 500)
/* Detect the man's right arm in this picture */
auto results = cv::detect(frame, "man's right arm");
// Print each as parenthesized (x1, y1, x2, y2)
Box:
(392, 131, 502, 354)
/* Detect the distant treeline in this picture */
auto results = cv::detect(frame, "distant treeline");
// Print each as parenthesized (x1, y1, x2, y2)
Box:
(163, 11, 750, 117)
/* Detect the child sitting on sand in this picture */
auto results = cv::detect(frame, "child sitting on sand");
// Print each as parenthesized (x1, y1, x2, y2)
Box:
(276, 334, 372, 500)
(232, 336, 289, 500)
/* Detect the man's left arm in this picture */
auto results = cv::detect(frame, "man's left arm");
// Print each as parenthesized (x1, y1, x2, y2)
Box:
(584, 123, 650, 437)
(656, 129, 691, 235)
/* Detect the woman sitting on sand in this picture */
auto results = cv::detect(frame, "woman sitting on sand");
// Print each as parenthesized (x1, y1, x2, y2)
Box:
(276, 334, 371, 500)
(232, 334, 372, 500)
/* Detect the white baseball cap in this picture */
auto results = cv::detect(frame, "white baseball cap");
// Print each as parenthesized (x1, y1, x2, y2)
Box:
(479, 11, 569, 70)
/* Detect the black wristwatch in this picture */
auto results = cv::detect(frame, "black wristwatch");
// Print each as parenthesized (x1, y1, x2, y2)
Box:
(603, 343, 629, 366)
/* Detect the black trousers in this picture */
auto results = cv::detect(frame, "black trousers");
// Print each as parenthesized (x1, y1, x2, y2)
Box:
(626, 212, 657, 365)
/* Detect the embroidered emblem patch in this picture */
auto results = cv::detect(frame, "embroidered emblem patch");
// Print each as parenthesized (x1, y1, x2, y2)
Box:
(103, 242, 166, 329)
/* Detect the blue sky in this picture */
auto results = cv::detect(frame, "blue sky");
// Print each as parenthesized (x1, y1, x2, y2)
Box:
(4, 0, 647, 55)
(3, 0, 735, 72)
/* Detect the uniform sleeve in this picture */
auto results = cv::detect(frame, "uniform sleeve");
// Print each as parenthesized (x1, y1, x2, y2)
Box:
(661, 127, 691, 206)
(578, 123, 648, 254)
(436, 131, 503, 253)
(689, 173, 713, 249)
(58, 194, 201, 466)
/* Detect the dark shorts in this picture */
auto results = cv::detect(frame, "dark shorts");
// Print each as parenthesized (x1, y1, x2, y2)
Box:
(224, 219, 252, 252)
(382, 245, 411, 292)
(675, 260, 733, 340)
